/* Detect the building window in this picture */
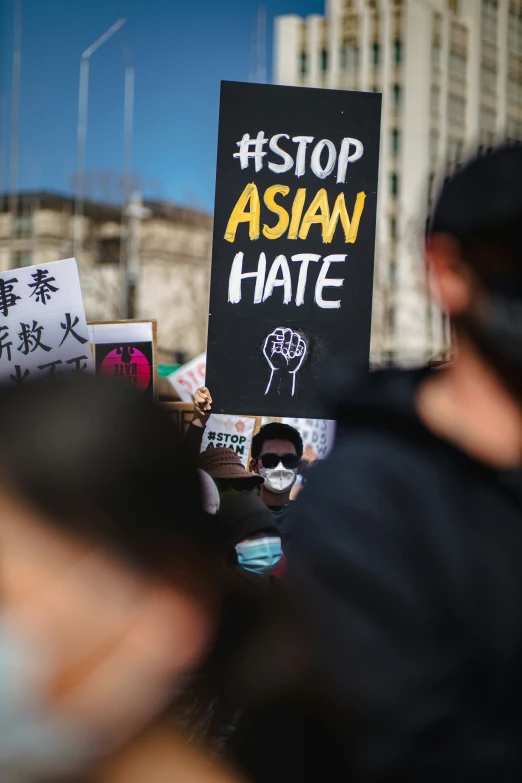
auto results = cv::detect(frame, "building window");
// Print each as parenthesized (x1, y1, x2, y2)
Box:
(340, 47, 347, 69)
(386, 301, 395, 331)
(12, 250, 33, 268)
(13, 215, 32, 239)
(448, 94, 465, 125)
(391, 173, 399, 197)
(430, 130, 439, 159)
(389, 258, 397, 286)
(431, 84, 440, 115)
(98, 237, 121, 264)
(390, 217, 397, 240)
(392, 83, 401, 107)
(428, 172, 436, 206)
(372, 41, 380, 66)
(346, 42, 359, 70)
(300, 51, 307, 76)
(482, 65, 497, 94)
(449, 51, 466, 82)
(391, 128, 399, 155)
(321, 49, 328, 72)
(455, 139, 464, 162)
(394, 39, 402, 65)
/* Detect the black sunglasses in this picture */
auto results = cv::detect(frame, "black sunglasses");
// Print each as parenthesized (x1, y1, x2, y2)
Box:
(259, 453, 299, 470)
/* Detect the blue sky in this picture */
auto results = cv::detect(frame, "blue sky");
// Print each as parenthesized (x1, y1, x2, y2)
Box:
(0, 0, 323, 212)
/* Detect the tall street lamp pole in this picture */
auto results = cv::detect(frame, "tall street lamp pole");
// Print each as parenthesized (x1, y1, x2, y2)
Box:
(124, 192, 150, 319)
(9, 0, 22, 253)
(74, 18, 126, 262)
(120, 33, 134, 318)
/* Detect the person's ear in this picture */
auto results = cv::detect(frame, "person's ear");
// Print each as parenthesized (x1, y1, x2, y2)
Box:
(250, 458, 259, 474)
(426, 233, 473, 316)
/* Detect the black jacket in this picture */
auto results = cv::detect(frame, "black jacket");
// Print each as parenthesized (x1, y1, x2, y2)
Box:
(288, 369, 522, 782)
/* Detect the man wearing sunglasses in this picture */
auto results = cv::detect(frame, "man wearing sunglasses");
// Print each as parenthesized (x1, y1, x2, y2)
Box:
(189, 390, 303, 537)
(250, 423, 303, 538)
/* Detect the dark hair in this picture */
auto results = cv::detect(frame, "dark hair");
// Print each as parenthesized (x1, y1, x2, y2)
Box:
(251, 423, 303, 461)
(0, 375, 219, 594)
(428, 144, 522, 286)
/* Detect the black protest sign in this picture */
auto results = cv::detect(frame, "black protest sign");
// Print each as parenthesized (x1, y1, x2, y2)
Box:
(206, 81, 381, 418)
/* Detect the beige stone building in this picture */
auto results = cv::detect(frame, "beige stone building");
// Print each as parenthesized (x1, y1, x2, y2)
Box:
(0, 193, 213, 363)
(275, 0, 522, 365)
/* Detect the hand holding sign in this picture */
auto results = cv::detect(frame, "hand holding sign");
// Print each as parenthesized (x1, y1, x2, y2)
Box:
(263, 327, 307, 397)
(193, 386, 212, 428)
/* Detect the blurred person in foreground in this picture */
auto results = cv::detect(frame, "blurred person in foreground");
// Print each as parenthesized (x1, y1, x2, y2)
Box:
(288, 144, 522, 782)
(184, 394, 345, 779)
(173, 479, 344, 776)
(172, 486, 288, 756)
(172, 410, 295, 756)
(0, 375, 237, 782)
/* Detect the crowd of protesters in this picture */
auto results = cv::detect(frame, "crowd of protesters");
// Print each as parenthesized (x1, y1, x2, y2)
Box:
(2, 144, 522, 781)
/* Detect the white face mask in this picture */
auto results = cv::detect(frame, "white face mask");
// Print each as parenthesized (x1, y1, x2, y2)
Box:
(0, 617, 102, 780)
(260, 463, 298, 494)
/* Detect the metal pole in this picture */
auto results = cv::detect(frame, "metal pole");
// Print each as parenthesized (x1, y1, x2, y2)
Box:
(31, 195, 38, 264)
(9, 0, 22, 249)
(0, 93, 6, 214)
(127, 192, 139, 319)
(73, 18, 125, 262)
(124, 192, 150, 319)
(120, 34, 134, 318)
(123, 66, 134, 200)
(257, 5, 266, 84)
(74, 56, 89, 261)
(249, 11, 256, 82)
(82, 18, 126, 59)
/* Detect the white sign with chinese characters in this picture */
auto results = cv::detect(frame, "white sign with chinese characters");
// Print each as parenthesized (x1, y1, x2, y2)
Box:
(0, 258, 93, 384)
(201, 414, 256, 467)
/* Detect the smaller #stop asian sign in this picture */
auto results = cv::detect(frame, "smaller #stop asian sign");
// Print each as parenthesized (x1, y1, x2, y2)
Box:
(0, 257, 93, 384)
(200, 413, 256, 468)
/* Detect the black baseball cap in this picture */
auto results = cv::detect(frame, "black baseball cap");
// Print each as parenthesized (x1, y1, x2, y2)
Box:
(428, 144, 522, 243)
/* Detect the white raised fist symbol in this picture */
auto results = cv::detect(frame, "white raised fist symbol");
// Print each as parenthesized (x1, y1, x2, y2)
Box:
(263, 327, 307, 396)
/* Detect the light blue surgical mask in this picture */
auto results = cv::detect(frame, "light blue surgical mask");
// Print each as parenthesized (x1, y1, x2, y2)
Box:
(0, 617, 99, 780)
(235, 536, 283, 577)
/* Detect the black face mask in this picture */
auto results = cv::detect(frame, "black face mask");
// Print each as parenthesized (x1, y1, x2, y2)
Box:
(466, 287, 522, 398)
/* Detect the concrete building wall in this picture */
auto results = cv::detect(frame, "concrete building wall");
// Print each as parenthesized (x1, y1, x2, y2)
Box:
(274, 0, 522, 365)
(0, 194, 213, 363)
